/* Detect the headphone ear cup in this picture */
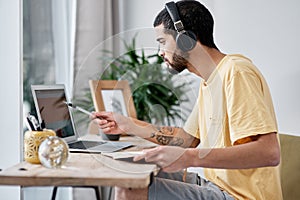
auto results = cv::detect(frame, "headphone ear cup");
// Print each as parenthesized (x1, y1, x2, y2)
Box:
(176, 30, 197, 52)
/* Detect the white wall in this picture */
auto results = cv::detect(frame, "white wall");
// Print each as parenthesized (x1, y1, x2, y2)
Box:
(0, 0, 22, 199)
(213, 0, 300, 135)
(120, 0, 167, 50)
(122, 0, 300, 135)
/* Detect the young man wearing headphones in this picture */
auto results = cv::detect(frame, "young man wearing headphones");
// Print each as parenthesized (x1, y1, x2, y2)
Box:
(92, 1, 283, 199)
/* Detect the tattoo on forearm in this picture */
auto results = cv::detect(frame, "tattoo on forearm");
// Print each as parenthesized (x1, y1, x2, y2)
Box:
(156, 135, 172, 145)
(153, 126, 184, 146)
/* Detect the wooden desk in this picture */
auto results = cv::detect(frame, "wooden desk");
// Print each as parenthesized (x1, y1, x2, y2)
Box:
(0, 136, 158, 189)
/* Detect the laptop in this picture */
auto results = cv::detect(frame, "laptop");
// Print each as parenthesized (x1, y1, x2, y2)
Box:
(31, 84, 133, 153)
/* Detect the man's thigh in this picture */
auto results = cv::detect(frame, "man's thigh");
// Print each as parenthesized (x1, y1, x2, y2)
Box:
(149, 171, 234, 200)
(155, 171, 200, 184)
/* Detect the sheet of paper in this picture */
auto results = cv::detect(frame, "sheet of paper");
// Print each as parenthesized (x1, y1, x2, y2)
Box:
(102, 151, 144, 159)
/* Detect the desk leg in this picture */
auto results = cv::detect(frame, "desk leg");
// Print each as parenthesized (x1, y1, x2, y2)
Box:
(51, 186, 58, 200)
(92, 186, 101, 200)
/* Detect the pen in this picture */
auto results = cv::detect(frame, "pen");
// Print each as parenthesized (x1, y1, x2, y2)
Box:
(183, 168, 187, 182)
(25, 116, 35, 131)
(27, 114, 42, 131)
(64, 102, 94, 117)
(40, 119, 46, 129)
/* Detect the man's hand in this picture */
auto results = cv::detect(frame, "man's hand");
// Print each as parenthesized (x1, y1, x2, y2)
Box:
(134, 146, 189, 172)
(91, 112, 131, 135)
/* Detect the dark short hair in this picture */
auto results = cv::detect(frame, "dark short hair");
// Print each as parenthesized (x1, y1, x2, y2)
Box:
(153, 0, 218, 49)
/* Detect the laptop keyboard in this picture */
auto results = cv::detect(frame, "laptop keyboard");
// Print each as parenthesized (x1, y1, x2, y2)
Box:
(68, 140, 106, 149)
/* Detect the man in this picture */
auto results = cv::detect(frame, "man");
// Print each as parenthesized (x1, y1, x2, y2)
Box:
(92, 1, 283, 199)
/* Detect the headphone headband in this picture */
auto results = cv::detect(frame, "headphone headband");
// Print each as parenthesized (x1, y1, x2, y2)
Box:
(165, 1, 197, 52)
(165, 2, 184, 32)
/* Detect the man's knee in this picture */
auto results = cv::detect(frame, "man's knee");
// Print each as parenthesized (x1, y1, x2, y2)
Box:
(114, 187, 148, 200)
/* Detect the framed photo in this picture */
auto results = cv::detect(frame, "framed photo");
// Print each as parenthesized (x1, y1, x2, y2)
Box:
(89, 80, 137, 118)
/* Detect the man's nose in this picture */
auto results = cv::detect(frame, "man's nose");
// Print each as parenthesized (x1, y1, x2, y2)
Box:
(158, 48, 165, 58)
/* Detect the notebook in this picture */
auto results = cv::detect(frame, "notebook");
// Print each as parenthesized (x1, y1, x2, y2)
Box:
(31, 84, 133, 153)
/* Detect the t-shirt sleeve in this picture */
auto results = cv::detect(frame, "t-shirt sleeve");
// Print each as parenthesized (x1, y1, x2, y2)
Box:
(226, 67, 278, 144)
(183, 100, 200, 139)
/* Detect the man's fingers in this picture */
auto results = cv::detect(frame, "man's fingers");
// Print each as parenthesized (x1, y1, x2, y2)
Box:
(100, 121, 115, 128)
(133, 148, 160, 163)
(93, 118, 107, 125)
(92, 111, 113, 119)
(133, 153, 146, 162)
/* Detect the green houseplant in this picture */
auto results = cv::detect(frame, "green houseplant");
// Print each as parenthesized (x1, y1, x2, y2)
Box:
(101, 37, 191, 125)
(75, 36, 191, 126)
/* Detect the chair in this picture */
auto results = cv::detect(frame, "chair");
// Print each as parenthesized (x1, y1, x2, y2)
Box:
(279, 133, 300, 200)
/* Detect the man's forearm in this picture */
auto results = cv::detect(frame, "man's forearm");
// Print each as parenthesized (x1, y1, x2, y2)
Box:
(186, 132, 280, 169)
(127, 118, 199, 147)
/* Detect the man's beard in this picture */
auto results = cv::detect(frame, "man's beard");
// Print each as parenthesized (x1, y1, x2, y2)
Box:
(168, 50, 189, 74)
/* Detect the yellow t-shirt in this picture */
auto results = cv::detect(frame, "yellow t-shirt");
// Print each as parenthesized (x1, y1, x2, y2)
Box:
(184, 54, 283, 200)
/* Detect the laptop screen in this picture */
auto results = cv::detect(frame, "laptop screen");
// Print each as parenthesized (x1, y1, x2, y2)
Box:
(31, 85, 76, 141)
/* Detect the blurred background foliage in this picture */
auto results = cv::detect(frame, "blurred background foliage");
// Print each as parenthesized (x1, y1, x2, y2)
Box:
(75, 36, 191, 127)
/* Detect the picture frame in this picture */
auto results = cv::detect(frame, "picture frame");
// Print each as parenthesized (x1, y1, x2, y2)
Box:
(89, 80, 137, 118)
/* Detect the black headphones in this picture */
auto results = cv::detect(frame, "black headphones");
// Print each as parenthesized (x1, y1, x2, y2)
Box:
(165, 1, 197, 52)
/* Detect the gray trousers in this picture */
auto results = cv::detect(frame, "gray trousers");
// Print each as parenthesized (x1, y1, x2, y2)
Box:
(149, 171, 234, 200)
